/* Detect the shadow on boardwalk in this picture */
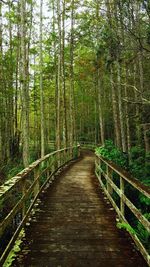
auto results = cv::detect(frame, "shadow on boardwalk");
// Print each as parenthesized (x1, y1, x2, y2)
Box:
(12, 152, 148, 267)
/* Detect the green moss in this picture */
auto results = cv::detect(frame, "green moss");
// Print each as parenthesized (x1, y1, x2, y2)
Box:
(117, 222, 136, 235)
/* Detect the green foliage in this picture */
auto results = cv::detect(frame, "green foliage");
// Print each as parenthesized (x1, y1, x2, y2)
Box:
(3, 229, 25, 267)
(129, 147, 150, 182)
(117, 222, 136, 235)
(1, 161, 23, 182)
(96, 140, 150, 251)
(133, 213, 150, 253)
(73, 147, 79, 159)
(96, 140, 150, 184)
(136, 213, 150, 252)
(95, 140, 128, 168)
(139, 194, 150, 206)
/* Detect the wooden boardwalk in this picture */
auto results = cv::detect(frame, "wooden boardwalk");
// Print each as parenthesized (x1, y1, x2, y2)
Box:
(12, 152, 147, 267)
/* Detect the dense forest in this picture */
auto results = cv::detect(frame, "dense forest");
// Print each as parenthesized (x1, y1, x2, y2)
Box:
(0, 1, 150, 265)
(0, 0, 150, 175)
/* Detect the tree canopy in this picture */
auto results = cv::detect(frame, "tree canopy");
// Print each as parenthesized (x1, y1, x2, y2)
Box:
(0, 0, 150, 169)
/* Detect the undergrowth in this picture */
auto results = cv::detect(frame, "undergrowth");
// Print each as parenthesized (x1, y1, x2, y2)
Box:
(96, 140, 150, 252)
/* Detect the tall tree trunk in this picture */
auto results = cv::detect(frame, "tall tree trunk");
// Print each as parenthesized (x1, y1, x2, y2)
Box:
(0, 1, 2, 161)
(124, 67, 131, 156)
(134, 62, 141, 145)
(96, 0, 105, 146)
(117, 61, 127, 152)
(39, 0, 45, 158)
(56, 0, 61, 150)
(117, 0, 130, 153)
(62, 0, 68, 147)
(69, 0, 75, 147)
(14, 26, 20, 135)
(7, 0, 14, 159)
(143, 124, 150, 153)
(106, 0, 121, 148)
(97, 68, 105, 145)
(20, 0, 29, 167)
(110, 67, 121, 148)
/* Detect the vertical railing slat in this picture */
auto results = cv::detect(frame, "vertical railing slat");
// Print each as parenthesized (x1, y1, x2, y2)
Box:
(106, 165, 113, 195)
(34, 166, 40, 198)
(120, 176, 125, 218)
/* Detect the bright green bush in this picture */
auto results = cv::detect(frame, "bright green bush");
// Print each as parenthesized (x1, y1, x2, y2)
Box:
(95, 140, 128, 169)
(96, 140, 150, 183)
(129, 147, 150, 182)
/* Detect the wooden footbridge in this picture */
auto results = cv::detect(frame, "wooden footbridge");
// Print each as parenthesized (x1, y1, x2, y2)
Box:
(0, 145, 150, 266)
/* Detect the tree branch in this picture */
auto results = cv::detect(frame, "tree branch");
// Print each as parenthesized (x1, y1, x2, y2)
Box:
(111, 80, 150, 104)
(122, 98, 150, 104)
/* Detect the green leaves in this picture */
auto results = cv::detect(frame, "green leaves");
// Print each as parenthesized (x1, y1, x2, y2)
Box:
(129, 147, 150, 183)
(3, 230, 25, 267)
(137, 213, 150, 252)
(95, 140, 128, 168)
(96, 140, 150, 251)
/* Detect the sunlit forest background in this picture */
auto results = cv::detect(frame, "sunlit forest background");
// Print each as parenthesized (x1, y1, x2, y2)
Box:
(0, 0, 149, 180)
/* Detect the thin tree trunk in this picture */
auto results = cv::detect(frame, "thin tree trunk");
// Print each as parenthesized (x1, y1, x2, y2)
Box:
(20, 0, 29, 167)
(62, 0, 67, 147)
(124, 67, 131, 156)
(39, 0, 45, 158)
(143, 124, 150, 153)
(69, 0, 75, 148)
(55, 0, 61, 150)
(0, 1, 2, 161)
(96, 0, 105, 146)
(106, 0, 121, 148)
(110, 67, 121, 148)
(117, 62, 127, 152)
(97, 68, 105, 145)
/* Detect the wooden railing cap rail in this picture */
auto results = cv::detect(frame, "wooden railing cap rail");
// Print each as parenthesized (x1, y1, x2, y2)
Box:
(0, 146, 79, 200)
(96, 153, 150, 199)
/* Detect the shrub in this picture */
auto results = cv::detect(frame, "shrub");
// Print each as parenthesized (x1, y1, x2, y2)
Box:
(95, 140, 128, 169)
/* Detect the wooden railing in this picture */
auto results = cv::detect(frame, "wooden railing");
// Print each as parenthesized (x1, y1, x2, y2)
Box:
(80, 141, 98, 150)
(0, 145, 80, 266)
(95, 153, 150, 266)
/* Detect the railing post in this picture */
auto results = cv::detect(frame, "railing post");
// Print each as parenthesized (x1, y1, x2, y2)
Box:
(63, 149, 66, 165)
(47, 158, 50, 179)
(61, 149, 66, 164)
(70, 147, 73, 159)
(66, 148, 69, 162)
(106, 165, 113, 195)
(51, 155, 55, 173)
(22, 179, 26, 218)
(58, 151, 61, 167)
(34, 166, 40, 198)
(120, 176, 125, 218)
(99, 157, 102, 180)
(77, 145, 80, 157)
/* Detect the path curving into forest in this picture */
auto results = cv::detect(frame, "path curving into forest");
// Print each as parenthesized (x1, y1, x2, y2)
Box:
(12, 152, 147, 267)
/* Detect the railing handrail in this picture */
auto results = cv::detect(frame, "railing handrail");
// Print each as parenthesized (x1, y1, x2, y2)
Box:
(95, 152, 150, 266)
(0, 145, 80, 266)
(96, 153, 150, 199)
(0, 147, 77, 200)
